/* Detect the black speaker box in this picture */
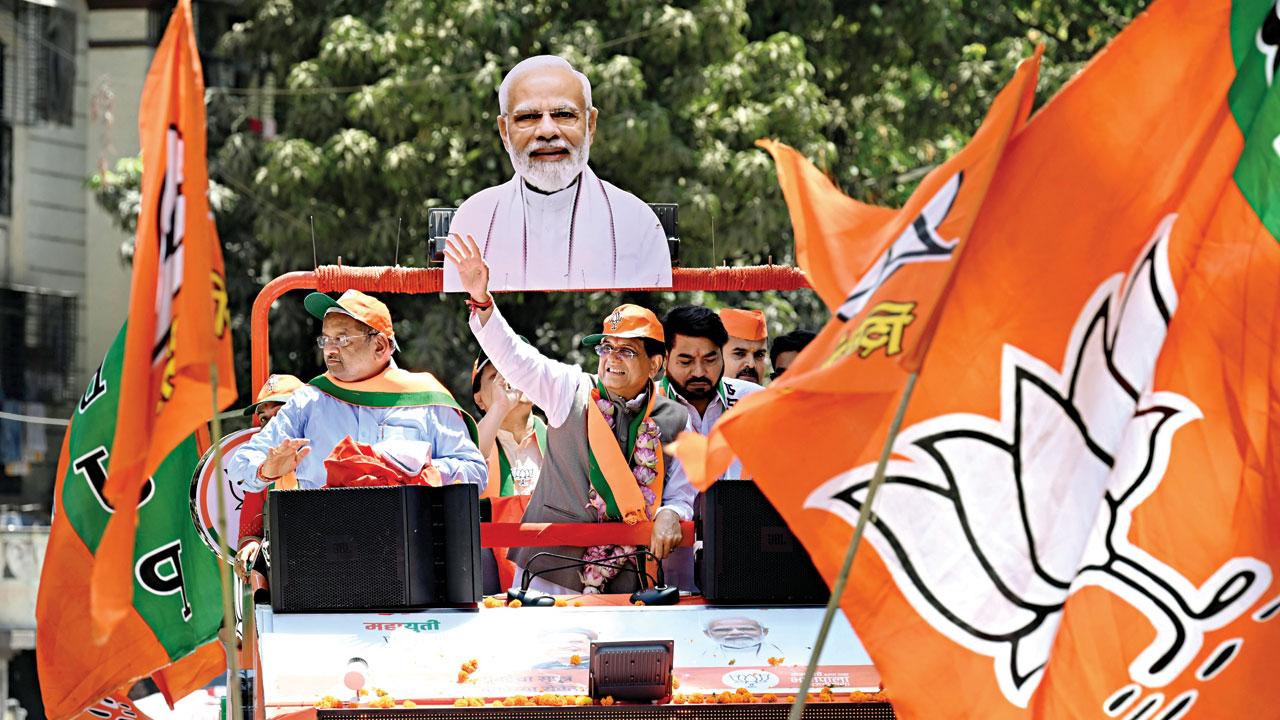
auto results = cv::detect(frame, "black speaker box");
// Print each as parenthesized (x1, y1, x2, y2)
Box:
(698, 481, 829, 604)
(267, 484, 481, 612)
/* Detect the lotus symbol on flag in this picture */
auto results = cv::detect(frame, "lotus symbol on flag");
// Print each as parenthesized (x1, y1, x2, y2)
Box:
(807, 215, 1273, 707)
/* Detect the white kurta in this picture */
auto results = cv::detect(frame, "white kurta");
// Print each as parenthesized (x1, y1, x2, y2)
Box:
(659, 375, 763, 592)
(444, 167, 673, 291)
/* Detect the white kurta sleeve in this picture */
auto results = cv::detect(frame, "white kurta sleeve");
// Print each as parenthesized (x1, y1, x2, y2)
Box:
(469, 305, 584, 428)
(657, 453, 695, 521)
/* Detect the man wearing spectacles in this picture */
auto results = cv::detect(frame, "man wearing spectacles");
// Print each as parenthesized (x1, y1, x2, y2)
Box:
(446, 234, 693, 595)
(229, 289, 487, 495)
(443, 54, 672, 292)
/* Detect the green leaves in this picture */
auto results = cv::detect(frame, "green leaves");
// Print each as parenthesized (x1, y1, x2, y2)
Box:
(91, 0, 1148, 406)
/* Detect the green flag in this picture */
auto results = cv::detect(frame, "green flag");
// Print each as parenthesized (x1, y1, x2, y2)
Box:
(37, 325, 226, 720)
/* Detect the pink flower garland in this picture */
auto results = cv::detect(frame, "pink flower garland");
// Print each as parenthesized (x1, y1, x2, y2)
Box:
(581, 394, 662, 593)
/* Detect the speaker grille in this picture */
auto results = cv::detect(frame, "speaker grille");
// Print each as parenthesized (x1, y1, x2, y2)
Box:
(273, 486, 408, 610)
(269, 484, 482, 612)
(701, 482, 828, 604)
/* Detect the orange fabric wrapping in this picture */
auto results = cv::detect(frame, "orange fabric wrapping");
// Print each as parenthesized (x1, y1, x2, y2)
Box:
(312, 265, 812, 294)
(254, 265, 811, 392)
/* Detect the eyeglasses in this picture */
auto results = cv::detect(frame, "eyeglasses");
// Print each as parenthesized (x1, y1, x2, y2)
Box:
(316, 331, 378, 349)
(506, 106, 584, 130)
(594, 344, 640, 361)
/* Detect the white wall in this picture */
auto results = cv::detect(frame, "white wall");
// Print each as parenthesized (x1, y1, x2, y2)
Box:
(83, 7, 150, 380)
(2, 0, 91, 379)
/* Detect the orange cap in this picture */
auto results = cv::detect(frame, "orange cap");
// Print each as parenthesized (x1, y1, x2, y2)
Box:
(581, 304, 664, 346)
(242, 373, 303, 415)
(719, 308, 767, 341)
(304, 290, 399, 351)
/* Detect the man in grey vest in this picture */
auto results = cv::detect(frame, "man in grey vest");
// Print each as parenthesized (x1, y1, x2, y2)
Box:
(447, 233, 693, 595)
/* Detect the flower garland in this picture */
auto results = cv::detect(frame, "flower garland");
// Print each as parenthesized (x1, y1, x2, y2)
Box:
(580, 393, 662, 593)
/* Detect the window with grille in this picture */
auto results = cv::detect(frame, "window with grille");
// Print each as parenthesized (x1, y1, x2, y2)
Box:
(0, 40, 9, 216)
(0, 121, 11, 217)
(33, 5, 75, 126)
(0, 286, 77, 405)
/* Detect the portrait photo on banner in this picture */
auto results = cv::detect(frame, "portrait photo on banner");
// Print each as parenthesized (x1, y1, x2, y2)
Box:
(443, 55, 674, 292)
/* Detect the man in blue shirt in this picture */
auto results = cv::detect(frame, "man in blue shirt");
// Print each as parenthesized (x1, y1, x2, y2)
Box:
(230, 290, 486, 495)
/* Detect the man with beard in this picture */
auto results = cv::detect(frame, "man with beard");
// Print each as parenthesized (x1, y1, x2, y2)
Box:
(443, 55, 672, 291)
(659, 306, 763, 590)
(661, 306, 763, 451)
(719, 308, 769, 384)
(699, 616, 783, 665)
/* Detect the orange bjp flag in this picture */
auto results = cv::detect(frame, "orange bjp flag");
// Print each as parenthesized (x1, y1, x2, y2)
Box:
(73, 693, 155, 720)
(89, 0, 236, 638)
(678, 29, 1042, 491)
(678, 0, 1280, 716)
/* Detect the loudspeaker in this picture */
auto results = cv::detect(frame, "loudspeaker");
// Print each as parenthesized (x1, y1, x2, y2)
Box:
(698, 481, 828, 604)
(426, 205, 681, 264)
(267, 484, 481, 612)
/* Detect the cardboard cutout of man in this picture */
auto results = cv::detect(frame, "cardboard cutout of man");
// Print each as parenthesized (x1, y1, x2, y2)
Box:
(444, 55, 672, 291)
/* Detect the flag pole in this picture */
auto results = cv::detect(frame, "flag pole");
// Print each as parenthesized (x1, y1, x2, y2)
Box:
(211, 363, 243, 720)
(788, 371, 918, 720)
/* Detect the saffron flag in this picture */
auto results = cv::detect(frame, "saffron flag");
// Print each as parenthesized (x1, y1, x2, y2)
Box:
(677, 0, 1280, 716)
(89, 0, 236, 639)
(37, 327, 225, 720)
(75, 693, 154, 720)
(677, 49, 1043, 492)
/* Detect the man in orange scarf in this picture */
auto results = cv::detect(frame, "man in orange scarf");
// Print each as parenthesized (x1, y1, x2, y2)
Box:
(447, 233, 693, 595)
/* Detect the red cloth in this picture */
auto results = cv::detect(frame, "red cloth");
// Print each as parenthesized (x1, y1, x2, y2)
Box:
(323, 436, 442, 488)
(238, 489, 265, 545)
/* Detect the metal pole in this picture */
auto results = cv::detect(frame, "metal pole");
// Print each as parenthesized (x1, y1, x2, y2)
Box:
(788, 372, 918, 720)
(211, 364, 242, 720)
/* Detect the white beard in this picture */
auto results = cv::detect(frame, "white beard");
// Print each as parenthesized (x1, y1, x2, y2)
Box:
(507, 129, 591, 192)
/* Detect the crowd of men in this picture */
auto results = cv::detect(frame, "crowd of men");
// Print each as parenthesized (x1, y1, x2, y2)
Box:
(230, 52, 817, 596)
(230, 281, 815, 594)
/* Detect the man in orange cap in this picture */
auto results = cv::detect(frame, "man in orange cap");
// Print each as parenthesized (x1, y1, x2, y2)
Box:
(719, 308, 769, 385)
(242, 373, 304, 424)
(229, 289, 486, 494)
(446, 234, 693, 595)
(235, 373, 304, 571)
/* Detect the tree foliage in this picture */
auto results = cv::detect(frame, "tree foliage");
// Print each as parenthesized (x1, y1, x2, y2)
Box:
(92, 0, 1147, 404)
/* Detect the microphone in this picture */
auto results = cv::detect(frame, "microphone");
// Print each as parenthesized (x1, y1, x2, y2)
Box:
(512, 549, 677, 605)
